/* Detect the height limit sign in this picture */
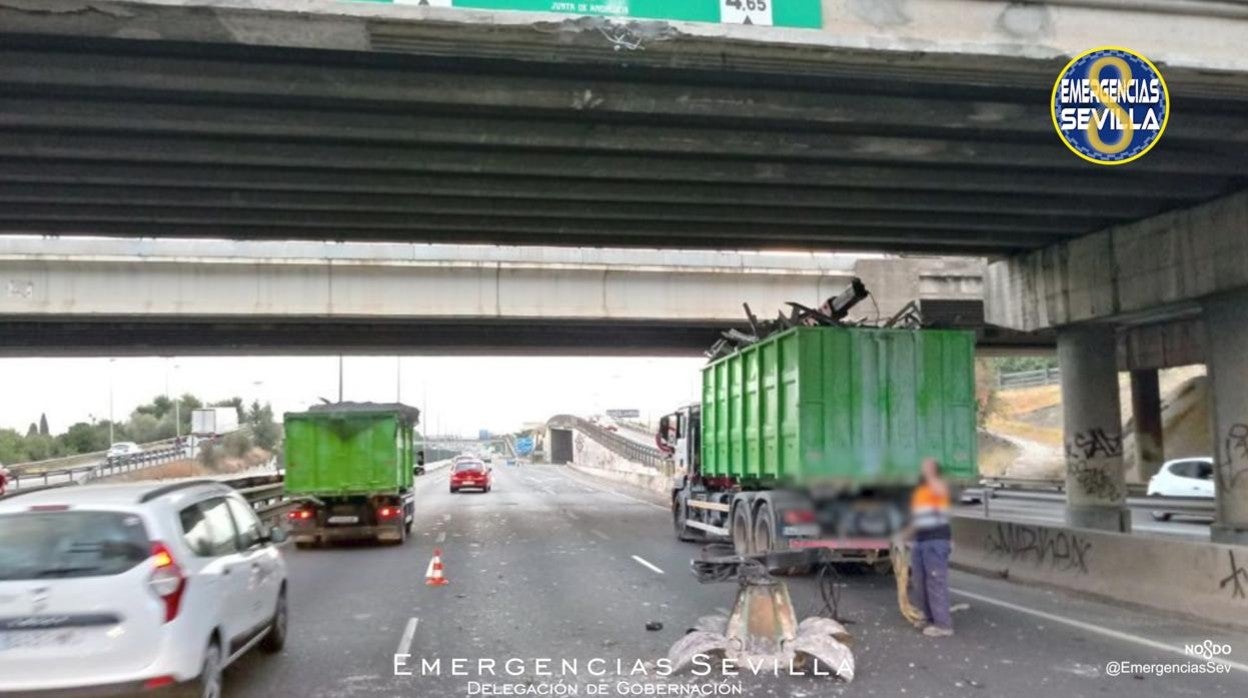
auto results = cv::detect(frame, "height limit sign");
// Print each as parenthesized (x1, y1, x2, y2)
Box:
(720, 0, 772, 25)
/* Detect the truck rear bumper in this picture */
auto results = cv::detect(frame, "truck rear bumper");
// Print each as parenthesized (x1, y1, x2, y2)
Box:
(293, 525, 403, 543)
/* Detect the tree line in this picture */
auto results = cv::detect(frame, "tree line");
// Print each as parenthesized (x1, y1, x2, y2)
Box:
(0, 395, 280, 465)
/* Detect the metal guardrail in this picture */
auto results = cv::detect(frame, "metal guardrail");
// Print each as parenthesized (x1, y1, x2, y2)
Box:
(547, 414, 665, 468)
(997, 366, 1061, 389)
(968, 486, 1215, 518)
(6, 443, 191, 490)
(7, 437, 181, 478)
(980, 476, 1147, 498)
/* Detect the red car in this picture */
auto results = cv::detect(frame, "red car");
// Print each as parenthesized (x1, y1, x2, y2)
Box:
(450, 460, 492, 493)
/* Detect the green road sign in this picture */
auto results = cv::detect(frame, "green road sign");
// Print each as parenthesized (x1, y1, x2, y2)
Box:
(349, 0, 821, 29)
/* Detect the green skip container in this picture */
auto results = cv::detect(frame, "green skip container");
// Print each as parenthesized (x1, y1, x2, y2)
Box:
(284, 408, 416, 496)
(700, 326, 977, 488)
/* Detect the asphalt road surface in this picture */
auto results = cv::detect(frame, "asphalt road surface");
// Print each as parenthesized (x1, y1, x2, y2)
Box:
(226, 463, 1246, 698)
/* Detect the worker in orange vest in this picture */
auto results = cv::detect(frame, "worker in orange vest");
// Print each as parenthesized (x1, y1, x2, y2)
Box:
(907, 457, 953, 637)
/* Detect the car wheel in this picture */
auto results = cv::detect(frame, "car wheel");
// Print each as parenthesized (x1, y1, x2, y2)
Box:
(1151, 511, 1172, 521)
(261, 588, 287, 653)
(449, 486, 458, 494)
(177, 639, 222, 698)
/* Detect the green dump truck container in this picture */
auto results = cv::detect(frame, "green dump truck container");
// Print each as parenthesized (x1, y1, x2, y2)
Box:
(662, 326, 977, 562)
(700, 326, 977, 486)
(283, 403, 420, 546)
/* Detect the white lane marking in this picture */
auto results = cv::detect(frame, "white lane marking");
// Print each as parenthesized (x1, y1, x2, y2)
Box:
(950, 588, 1248, 674)
(436, 531, 447, 543)
(556, 467, 668, 511)
(396, 617, 420, 657)
(631, 555, 665, 575)
(590, 529, 610, 540)
(565, 511, 579, 520)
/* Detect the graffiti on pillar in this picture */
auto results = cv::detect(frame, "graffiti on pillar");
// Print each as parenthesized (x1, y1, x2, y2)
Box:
(575, 433, 586, 454)
(984, 522, 1092, 574)
(1220, 551, 1248, 600)
(1064, 428, 1124, 500)
(1065, 428, 1123, 461)
(1221, 423, 1248, 492)
(1066, 461, 1123, 500)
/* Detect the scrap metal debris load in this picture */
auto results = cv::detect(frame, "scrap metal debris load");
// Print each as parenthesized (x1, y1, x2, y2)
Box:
(0, 0, 1245, 252)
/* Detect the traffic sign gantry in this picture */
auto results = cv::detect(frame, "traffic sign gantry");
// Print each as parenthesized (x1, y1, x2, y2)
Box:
(350, 0, 823, 29)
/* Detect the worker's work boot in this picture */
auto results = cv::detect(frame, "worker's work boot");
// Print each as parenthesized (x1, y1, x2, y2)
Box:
(922, 625, 953, 638)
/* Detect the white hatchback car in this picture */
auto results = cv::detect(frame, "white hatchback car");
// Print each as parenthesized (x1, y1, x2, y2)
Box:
(1147, 457, 1215, 521)
(0, 480, 289, 697)
(106, 442, 144, 458)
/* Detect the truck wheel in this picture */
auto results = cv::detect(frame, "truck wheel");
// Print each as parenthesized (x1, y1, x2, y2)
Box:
(753, 503, 776, 553)
(731, 504, 754, 556)
(673, 495, 699, 543)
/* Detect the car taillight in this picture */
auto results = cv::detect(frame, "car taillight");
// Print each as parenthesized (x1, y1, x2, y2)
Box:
(147, 542, 186, 623)
(783, 509, 817, 525)
(378, 506, 401, 519)
(287, 509, 313, 520)
(143, 676, 177, 690)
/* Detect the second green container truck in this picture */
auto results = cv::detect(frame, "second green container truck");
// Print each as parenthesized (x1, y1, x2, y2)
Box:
(283, 403, 421, 546)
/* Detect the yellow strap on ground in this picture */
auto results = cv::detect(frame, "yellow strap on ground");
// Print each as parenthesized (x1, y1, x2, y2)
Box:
(891, 538, 926, 626)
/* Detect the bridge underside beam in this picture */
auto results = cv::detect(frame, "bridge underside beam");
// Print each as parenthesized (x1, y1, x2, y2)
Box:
(0, 315, 1050, 358)
(0, 22, 1242, 252)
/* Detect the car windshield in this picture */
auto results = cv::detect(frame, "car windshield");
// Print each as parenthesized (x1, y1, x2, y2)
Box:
(0, 511, 150, 581)
(454, 462, 484, 473)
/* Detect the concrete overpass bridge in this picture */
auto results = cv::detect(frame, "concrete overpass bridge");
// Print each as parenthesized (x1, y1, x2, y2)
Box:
(1, 0, 1248, 545)
(0, 238, 1003, 355)
(0, 0, 1245, 253)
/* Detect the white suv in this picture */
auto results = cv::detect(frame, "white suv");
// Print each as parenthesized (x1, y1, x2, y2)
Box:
(0, 480, 289, 697)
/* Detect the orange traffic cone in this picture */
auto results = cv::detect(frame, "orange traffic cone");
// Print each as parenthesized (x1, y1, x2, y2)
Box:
(425, 548, 449, 586)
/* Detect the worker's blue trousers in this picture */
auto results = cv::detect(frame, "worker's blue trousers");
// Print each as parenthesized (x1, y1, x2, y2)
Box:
(911, 538, 952, 630)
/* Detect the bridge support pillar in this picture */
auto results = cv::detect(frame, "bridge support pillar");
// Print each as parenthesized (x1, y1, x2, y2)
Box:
(1206, 290, 1248, 544)
(1059, 325, 1131, 532)
(1130, 369, 1165, 482)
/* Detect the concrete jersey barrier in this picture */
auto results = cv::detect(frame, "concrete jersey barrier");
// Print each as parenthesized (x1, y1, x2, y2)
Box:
(952, 516, 1248, 630)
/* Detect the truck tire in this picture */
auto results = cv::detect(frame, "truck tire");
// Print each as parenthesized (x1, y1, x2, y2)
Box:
(673, 494, 700, 543)
(753, 503, 776, 553)
(731, 504, 754, 556)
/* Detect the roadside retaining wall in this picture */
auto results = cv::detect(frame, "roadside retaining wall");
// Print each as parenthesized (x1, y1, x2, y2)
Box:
(952, 516, 1248, 630)
(566, 428, 675, 496)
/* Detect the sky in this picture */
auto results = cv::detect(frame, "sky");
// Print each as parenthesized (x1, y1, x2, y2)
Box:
(0, 355, 706, 437)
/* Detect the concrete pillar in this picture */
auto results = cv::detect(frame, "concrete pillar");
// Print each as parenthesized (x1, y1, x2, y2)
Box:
(1130, 369, 1165, 482)
(1059, 325, 1131, 532)
(1205, 290, 1248, 544)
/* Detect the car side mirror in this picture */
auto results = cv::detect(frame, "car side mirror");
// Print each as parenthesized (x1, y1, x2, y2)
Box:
(267, 526, 289, 545)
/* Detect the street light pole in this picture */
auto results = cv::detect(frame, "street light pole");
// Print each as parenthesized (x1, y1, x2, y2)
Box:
(338, 356, 344, 403)
(108, 358, 115, 445)
(173, 363, 181, 441)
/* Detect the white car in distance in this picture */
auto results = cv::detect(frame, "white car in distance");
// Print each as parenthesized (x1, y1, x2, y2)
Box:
(106, 442, 144, 459)
(0, 480, 289, 697)
(1147, 457, 1215, 521)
